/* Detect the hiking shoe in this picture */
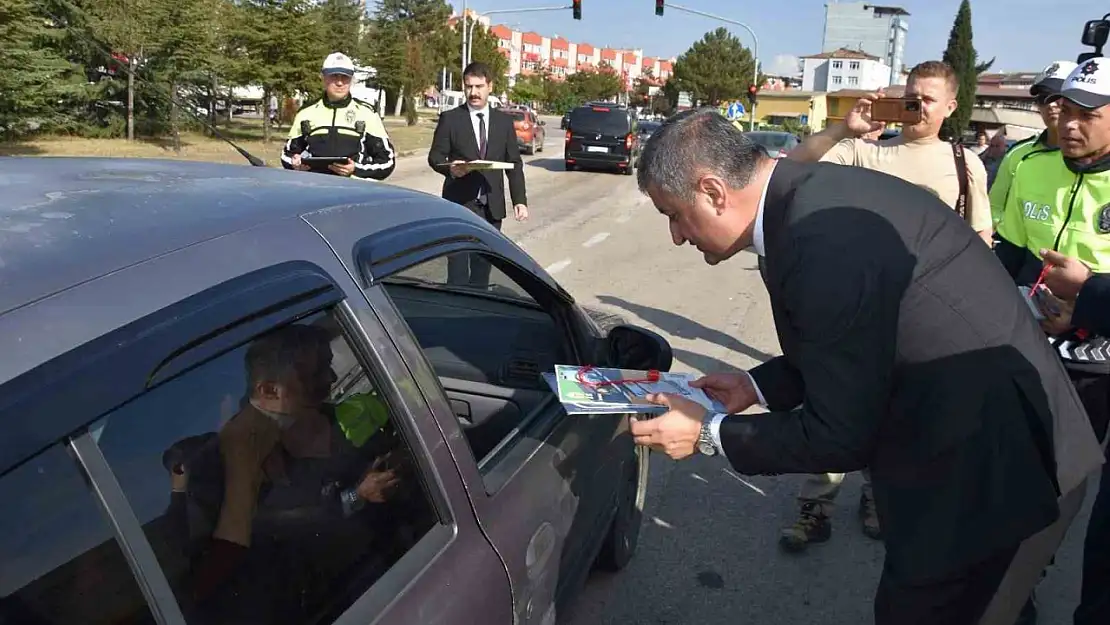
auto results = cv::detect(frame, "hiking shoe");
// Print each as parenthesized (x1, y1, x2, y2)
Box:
(859, 490, 881, 540)
(779, 501, 832, 552)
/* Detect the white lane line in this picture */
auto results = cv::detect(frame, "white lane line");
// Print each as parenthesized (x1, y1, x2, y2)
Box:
(615, 214, 631, 223)
(582, 232, 610, 247)
(545, 259, 572, 275)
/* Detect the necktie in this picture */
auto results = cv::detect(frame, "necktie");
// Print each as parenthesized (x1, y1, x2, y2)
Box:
(477, 112, 487, 159)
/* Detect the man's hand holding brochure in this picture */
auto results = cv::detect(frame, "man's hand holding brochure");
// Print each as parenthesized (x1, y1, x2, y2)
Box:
(543, 364, 726, 415)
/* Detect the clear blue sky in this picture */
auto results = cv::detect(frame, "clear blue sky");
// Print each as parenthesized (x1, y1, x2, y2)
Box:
(451, 0, 1096, 75)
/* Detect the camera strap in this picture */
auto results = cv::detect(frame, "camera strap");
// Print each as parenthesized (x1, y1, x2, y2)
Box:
(951, 141, 969, 221)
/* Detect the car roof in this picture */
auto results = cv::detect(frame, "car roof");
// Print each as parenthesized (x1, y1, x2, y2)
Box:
(0, 157, 461, 316)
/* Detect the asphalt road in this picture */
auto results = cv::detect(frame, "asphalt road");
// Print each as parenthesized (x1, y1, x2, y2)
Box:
(383, 115, 1095, 625)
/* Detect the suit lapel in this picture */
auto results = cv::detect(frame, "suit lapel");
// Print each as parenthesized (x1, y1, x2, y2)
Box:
(457, 106, 480, 158)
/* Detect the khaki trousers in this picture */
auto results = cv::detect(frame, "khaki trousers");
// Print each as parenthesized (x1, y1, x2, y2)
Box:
(798, 470, 873, 515)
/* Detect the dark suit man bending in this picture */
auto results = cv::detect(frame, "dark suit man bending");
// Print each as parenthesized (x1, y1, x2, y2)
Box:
(428, 61, 528, 287)
(628, 109, 1103, 625)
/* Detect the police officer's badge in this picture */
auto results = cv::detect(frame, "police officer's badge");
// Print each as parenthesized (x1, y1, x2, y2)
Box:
(1098, 203, 1110, 234)
(345, 109, 356, 125)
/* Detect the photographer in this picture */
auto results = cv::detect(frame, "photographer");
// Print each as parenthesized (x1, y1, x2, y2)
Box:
(777, 60, 992, 553)
(789, 60, 992, 247)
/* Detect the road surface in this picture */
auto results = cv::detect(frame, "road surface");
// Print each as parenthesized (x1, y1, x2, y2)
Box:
(384, 115, 1094, 625)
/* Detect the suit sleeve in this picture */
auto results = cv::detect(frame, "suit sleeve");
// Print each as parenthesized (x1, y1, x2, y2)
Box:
(1071, 274, 1110, 336)
(717, 212, 908, 475)
(748, 356, 805, 411)
(428, 113, 453, 177)
(352, 112, 396, 180)
(504, 116, 527, 206)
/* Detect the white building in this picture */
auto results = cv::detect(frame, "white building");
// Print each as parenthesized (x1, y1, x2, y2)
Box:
(801, 48, 892, 92)
(822, 2, 909, 85)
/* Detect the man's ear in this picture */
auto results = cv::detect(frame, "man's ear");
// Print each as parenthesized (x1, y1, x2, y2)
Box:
(697, 175, 729, 213)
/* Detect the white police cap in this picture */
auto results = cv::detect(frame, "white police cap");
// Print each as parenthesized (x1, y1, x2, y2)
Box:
(1049, 58, 1110, 110)
(322, 52, 355, 77)
(1030, 60, 1078, 97)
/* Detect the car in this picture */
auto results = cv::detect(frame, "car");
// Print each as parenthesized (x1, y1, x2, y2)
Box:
(0, 158, 671, 625)
(503, 107, 546, 155)
(564, 103, 641, 175)
(637, 121, 662, 142)
(743, 131, 801, 159)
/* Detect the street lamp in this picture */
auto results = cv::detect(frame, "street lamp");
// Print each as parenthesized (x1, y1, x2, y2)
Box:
(655, 2, 760, 131)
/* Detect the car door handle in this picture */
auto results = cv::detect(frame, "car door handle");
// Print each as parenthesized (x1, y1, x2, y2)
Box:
(450, 398, 472, 424)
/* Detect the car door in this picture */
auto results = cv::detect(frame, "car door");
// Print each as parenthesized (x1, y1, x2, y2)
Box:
(347, 235, 629, 625)
(0, 220, 513, 625)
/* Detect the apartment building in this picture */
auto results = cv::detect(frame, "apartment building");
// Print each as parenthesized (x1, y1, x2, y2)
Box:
(802, 47, 892, 92)
(455, 10, 673, 90)
(822, 2, 909, 86)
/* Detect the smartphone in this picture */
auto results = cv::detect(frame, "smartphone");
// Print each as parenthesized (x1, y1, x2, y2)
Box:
(870, 97, 923, 124)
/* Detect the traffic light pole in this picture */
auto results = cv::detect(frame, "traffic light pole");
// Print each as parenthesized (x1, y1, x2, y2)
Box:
(662, 3, 760, 131)
(466, 5, 575, 69)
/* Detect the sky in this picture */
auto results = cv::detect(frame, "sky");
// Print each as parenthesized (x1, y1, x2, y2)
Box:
(452, 0, 1101, 76)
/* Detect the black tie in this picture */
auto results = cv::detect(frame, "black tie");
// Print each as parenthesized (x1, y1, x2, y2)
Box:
(477, 112, 487, 158)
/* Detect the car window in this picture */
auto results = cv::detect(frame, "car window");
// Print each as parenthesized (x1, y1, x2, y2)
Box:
(380, 251, 571, 468)
(570, 108, 631, 135)
(90, 309, 440, 625)
(0, 445, 156, 624)
(506, 111, 526, 121)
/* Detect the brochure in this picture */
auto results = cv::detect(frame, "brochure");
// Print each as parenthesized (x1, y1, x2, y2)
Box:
(543, 364, 727, 415)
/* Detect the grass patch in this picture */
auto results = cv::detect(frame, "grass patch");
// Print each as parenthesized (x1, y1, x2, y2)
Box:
(0, 117, 436, 167)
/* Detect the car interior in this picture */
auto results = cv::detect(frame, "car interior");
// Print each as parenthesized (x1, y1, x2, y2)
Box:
(382, 280, 573, 463)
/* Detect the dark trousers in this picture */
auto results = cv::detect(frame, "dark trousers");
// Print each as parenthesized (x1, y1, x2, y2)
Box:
(1074, 375, 1110, 625)
(446, 200, 502, 288)
(874, 544, 1018, 625)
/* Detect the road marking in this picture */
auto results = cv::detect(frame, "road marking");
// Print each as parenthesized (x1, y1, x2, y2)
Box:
(545, 259, 572, 275)
(723, 468, 766, 496)
(650, 516, 674, 529)
(615, 213, 631, 223)
(582, 232, 609, 247)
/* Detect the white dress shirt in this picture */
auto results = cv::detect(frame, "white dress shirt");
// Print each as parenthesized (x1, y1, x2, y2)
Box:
(467, 103, 490, 203)
(708, 162, 775, 456)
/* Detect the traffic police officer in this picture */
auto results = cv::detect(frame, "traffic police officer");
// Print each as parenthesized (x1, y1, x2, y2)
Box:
(989, 60, 1077, 225)
(992, 56, 1110, 625)
(281, 52, 396, 180)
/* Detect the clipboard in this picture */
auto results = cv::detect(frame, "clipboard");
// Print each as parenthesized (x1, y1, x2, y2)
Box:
(458, 160, 515, 170)
(301, 156, 349, 166)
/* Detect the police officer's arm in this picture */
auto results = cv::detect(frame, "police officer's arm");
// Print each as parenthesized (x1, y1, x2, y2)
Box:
(993, 167, 1035, 280)
(281, 111, 309, 170)
(989, 149, 1018, 226)
(1072, 275, 1110, 336)
(352, 113, 396, 180)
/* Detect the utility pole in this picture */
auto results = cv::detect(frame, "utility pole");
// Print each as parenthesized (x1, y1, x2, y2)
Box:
(655, 2, 760, 131)
(461, 0, 469, 73)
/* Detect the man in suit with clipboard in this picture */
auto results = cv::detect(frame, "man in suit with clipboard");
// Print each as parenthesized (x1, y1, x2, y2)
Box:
(428, 61, 528, 287)
(627, 109, 1103, 625)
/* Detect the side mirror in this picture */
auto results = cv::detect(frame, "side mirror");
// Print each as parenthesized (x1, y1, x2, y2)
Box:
(1081, 19, 1110, 47)
(605, 324, 673, 372)
(539, 120, 546, 126)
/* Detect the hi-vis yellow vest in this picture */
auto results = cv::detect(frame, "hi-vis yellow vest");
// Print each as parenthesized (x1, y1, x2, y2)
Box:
(997, 154, 1110, 272)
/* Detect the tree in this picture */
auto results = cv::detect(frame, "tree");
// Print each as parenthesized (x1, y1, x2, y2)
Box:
(314, 0, 367, 58)
(148, 0, 222, 149)
(565, 66, 622, 102)
(372, 0, 450, 124)
(435, 22, 510, 94)
(672, 27, 758, 106)
(510, 73, 545, 105)
(0, 0, 86, 138)
(86, 0, 162, 140)
(941, 0, 977, 141)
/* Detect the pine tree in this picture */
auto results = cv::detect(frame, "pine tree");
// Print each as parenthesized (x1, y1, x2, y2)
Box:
(941, 0, 977, 141)
(672, 28, 759, 106)
(0, 0, 86, 138)
(371, 0, 450, 124)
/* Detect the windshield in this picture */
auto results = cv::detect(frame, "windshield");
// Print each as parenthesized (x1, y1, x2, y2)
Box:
(639, 122, 661, 134)
(506, 110, 527, 120)
(745, 132, 797, 150)
(570, 108, 631, 135)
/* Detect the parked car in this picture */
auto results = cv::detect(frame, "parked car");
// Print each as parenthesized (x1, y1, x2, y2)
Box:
(743, 130, 801, 159)
(504, 107, 546, 155)
(564, 103, 641, 175)
(0, 158, 670, 625)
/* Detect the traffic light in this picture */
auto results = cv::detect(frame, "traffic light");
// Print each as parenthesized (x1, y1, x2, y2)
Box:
(655, 0, 664, 16)
(572, 0, 581, 20)
(748, 84, 759, 103)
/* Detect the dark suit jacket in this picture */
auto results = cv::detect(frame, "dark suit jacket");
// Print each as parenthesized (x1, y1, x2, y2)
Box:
(720, 159, 1102, 584)
(427, 105, 527, 221)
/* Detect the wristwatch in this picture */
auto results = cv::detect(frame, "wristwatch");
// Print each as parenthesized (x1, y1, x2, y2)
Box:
(697, 414, 721, 456)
